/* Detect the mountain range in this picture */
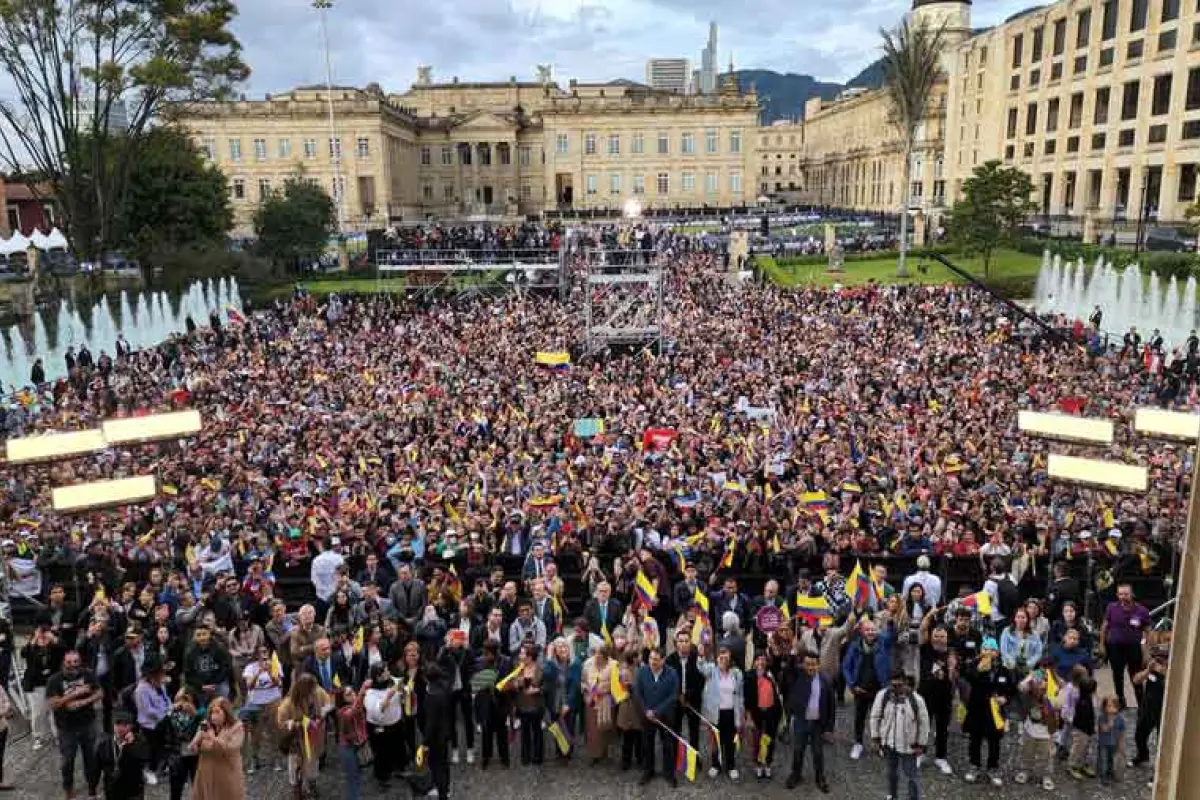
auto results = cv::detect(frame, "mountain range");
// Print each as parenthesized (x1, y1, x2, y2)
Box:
(724, 62, 886, 124)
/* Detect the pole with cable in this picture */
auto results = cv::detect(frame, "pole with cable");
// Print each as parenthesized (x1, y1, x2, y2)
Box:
(313, 0, 345, 234)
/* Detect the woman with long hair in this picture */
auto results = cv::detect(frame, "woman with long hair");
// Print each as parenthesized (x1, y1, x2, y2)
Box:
(581, 644, 616, 764)
(615, 649, 643, 771)
(396, 641, 425, 769)
(542, 637, 582, 748)
(275, 672, 332, 796)
(335, 680, 369, 800)
(698, 643, 744, 780)
(512, 642, 545, 766)
(355, 624, 392, 685)
(1001, 607, 1044, 678)
(190, 696, 246, 800)
(324, 590, 355, 632)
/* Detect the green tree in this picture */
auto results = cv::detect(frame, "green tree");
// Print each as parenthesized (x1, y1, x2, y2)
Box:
(947, 160, 1037, 278)
(880, 19, 945, 278)
(116, 127, 233, 264)
(253, 176, 337, 272)
(0, 0, 248, 260)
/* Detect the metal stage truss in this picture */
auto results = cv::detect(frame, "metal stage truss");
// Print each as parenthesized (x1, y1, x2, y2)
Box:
(580, 248, 665, 357)
(373, 249, 568, 300)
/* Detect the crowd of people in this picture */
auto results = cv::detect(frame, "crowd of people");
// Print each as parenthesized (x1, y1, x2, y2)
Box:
(0, 240, 1188, 800)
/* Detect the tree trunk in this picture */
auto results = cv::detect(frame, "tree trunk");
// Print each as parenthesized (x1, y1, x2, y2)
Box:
(897, 138, 914, 278)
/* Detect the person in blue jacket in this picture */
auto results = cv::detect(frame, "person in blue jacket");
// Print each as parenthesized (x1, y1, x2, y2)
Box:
(633, 647, 679, 787)
(541, 638, 583, 745)
(842, 618, 895, 760)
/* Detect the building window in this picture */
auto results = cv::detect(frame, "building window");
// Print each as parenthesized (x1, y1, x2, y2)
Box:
(459, 145, 471, 166)
(1179, 163, 1197, 201)
(1032, 27, 1044, 61)
(681, 171, 695, 191)
(1026, 102, 1038, 135)
(1092, 132, 1107, 150)
(1101, 0, 1117, 39)
(1121, 80, 1140, 120)
(584, 133, 596, 155)
(258, 178, 270, 200)
(1099, 47, 1114, 67)
(1152, 73, 1173, 115)
(1163, 0, 1180, 22)
(1159, 28, 1177, 52)
(556, 134, 569, 154)
(304, 138, 317, 159)
(609, 173, 621, 194)
(1006, 107, 1018, 138)
(657, 132, 669, 154)
(1045, 139, 1057, 155)
(1130, 0, 1147, 32)
(1067, 135, 1080, 152)
(1010, 74, 1021, 91)
(1030, 69, 1041, 87)
(1047, 97, 1060, 132)
(1095, 87, 1111, 124)
(1074, 54, 1087, 74)
(608, 134, 620, 155)
(585, 174, 597, 195)
(518, 146, 531, 166)
(1149, 123, 1168, 143)
(521, 184, 532, 201)
(730, 130, 741, 153)
(1184, 120, 1200, 140)
(1023, 142, 1036, 158)
(253, 138, 267, 161)
(444, 185, 454, 201)
(229, 139, 242, 162)
(422, 184, 433, 201)
(1012, 33, 1024, 68)
(277, 138, 291, 159)
(911, 180, 924, 199)
(706, 172, 718, 194)
(1005, 144, 1015, 160)
(1118, 128, 1135, 147)
(441, 146, 453, 165)
(1053, 18, 1066, 55)
(729, 171, 741, 193)
(420, 146, 431, 166)
(1050, 62, 1063, 81)
(633, 175, 645, 194)
(1127, 39, 1144, 60)
(632, 132, 644, 154)
(328, 137, 342, 159)
(1069, 92, 1084, 127)
(681, 132, 695, 154)
(200, 138, 215, 160)
(705, 129, 718, 153)
(1076, 9, 1091, 48)
(656, 172, 669, 195)
(232, 178, 244, 200)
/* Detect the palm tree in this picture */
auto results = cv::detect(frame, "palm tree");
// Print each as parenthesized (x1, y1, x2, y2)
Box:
(881, 19, 946, 278)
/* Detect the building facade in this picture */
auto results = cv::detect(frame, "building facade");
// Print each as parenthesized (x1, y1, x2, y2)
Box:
(178, 70, 759, 234)
(645, 59, 693, 94)
(757, 120, 805, 200)
(944, 0, 1200, 226)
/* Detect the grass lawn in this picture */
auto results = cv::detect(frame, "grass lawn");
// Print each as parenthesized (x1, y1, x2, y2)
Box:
(763, 248, 1042, 289)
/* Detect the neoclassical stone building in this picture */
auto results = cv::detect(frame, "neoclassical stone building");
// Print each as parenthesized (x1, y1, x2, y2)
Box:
(178, 69, 760, 234)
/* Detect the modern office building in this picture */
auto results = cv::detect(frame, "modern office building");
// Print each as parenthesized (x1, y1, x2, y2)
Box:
(645, 58, 693, 94)
(699, 23, 719, 94)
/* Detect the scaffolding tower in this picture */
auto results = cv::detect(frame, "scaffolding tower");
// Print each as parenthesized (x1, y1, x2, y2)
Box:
(581, 248, 665, 357)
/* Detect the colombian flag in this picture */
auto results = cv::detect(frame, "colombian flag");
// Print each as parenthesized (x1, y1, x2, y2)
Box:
(962, 590, 994, 617)
(792, 594, 834, 628)
(676, 740, 698, 781)
(634, 570, 658, 608)
(535, 351, 571, 371)
(846, 560, 873, 608)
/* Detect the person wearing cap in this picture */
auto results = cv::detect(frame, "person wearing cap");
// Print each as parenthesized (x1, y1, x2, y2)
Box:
(901, 555, 942, 609)
(962, 637, 1015, 786)
(868, 670, 928, 800)
(133, 656, 171, 786)
(95, 710, 150, 800)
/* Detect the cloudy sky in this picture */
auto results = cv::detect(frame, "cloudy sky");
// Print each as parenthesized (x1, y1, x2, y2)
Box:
(232, 0, 1041, 96)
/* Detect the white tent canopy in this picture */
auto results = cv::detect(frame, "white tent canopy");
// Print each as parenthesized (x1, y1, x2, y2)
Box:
(0, 226, 68, 254)
(0, 232, 30, 255)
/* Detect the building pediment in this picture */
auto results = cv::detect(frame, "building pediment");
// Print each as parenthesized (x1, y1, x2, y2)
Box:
(451, 110, 520, 132)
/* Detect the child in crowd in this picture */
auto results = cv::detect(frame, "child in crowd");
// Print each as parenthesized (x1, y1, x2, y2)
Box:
(1062, 665, 1097, 779)
(1096, 695, 1125, 783)
(1014, 671, 1057, 791)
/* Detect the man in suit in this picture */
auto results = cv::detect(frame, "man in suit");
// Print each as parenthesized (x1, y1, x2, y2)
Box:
(357, 553, 394, 596)
(388, 563, 427, 627)
(672, 563, 702, 619)
(666, 630, 705, 749)
(521, 542, 551, 583)
(528, 579, 560, 637)
(582, 581, 623, 642)
(111, 628, 146, 708)
(711, 577, 750, 631)
(470, 607, 510, 658)
(786, 651, 836, 791)
(633, 648, 680, 787)
(302, 637, 352, 694)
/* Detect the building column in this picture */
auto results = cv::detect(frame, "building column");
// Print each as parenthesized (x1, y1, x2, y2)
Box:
(1159, 164, 1180, 222)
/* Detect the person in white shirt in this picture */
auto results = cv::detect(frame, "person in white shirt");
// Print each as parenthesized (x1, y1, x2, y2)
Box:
(241, 645, 283, 773)
(901, 556, 942, 609)
(310, 538, 345, 616)
(363, 663, 404, 789)
(870, 671, 930, 800)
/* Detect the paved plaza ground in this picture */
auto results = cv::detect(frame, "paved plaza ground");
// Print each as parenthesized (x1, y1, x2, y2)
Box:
(6, 666, 1156, 800)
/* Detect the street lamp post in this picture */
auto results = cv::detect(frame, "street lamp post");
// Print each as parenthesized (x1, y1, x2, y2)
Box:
(1135, 174, 1149, 257)
(313, 0, 345, 234)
